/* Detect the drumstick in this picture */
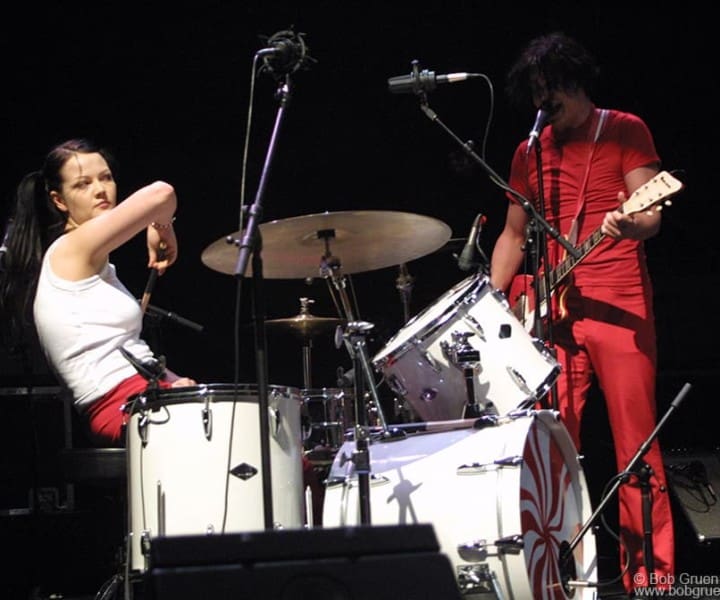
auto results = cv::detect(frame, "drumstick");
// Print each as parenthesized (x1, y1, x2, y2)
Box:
(140, 241, 167, 314)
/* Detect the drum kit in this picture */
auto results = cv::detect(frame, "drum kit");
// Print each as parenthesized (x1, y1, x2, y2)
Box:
(124, 210, 598, 599)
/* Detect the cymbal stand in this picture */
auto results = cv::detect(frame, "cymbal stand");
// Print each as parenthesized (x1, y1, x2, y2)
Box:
(396, 263, 414, 324)
(317, 237, 389, 433)
(298, 297, 315, 389)
(317, 241, 400, 525)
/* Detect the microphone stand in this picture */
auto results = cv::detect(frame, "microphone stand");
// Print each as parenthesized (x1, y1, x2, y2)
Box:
(233, 74, 293, 530)
(145, 303, 204, 333)
(412, 90, 580, 284)
(562, 382, 692, 591)
(529, 142, 558, 409)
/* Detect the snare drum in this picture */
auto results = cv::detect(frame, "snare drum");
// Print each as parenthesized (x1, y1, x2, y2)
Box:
(301, 387, 354, 458)
(323, 410, 597, 599)
(125, 383, 304, 573)
(372, 274, 560, 421)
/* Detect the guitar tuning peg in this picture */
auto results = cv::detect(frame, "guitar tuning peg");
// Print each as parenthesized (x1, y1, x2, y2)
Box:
(650, 207, 662, 214)
(665, 199, 673, 206)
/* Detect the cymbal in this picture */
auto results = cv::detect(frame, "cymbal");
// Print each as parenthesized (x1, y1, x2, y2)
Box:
(201, 210, 452, 279)
(265, 313, 344, 338)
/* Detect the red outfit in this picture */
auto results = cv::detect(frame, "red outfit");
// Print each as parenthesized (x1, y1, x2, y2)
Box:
(85, 373, 173, 445)
(508, 107, 674, 591)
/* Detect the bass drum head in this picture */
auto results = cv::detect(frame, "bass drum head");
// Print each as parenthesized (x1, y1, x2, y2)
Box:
(323, 410, 597, 600)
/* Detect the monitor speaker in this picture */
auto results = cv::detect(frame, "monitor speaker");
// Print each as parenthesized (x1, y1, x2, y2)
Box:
(663, 449, 720, 542)
(146, 524, 462, 600)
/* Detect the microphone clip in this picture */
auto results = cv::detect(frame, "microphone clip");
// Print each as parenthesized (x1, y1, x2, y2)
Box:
(257, 28, 317, 78)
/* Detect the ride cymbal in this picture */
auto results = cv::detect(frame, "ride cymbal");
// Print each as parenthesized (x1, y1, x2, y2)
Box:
(201, 210, 452, 279)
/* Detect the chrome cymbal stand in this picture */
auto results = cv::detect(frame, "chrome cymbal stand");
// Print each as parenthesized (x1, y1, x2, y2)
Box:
(317, 236, 397, 525)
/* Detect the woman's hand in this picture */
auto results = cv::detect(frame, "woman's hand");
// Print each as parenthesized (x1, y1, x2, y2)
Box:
(147, 223, 178, 274)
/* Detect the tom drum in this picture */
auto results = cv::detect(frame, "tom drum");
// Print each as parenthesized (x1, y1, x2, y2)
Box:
(372, 274, 560, 421)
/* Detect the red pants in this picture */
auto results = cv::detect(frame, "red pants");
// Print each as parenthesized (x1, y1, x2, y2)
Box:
(84, 374, 173, 446)
(551, 285, 674, 593)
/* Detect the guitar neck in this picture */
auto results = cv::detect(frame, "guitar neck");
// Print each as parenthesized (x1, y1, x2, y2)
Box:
(530, 169, 683, 314)
(539, 227, 605, 299)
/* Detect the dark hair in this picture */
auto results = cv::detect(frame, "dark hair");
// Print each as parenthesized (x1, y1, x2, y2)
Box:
(505, 32, 600, 111)
(0, 138, 115, 346)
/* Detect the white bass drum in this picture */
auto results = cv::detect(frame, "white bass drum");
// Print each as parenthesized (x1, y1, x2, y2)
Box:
(323, 410, 597, 600)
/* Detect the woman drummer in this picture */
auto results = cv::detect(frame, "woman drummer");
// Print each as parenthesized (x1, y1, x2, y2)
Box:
(0, 138, 196, 446)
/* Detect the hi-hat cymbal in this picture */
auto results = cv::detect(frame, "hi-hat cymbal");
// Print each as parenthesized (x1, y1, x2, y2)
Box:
(265, 313, 345, 338)
(201, 210, 452, 279)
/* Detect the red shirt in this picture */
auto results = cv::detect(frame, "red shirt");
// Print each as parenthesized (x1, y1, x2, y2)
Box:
(507, 107, 660, 288)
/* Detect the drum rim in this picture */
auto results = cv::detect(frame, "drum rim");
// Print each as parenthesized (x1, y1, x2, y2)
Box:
(125, 382, 302, 413)
(372, 274, 488, 364)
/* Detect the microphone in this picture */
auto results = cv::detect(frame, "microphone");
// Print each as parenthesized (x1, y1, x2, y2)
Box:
(388, 69, 480, 95)
(526, 108, 550, 155)
(119, 346, 166, 382)
(256, 29, 314, 75)
(457, 213, 487, 272)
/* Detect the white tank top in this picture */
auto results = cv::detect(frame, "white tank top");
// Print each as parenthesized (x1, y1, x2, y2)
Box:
(33, 239, 155, 411)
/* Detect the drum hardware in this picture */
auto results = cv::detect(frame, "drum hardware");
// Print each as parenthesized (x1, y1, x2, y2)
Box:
(456, 564, 503, 597)
(266, 296, 345, 390)
(323, 409, 598, 599)
(202, 210, 451, 528)
(396, 262, 414, 324)
(202, 400, 212, 440)
(457, 455, 523, 475)
(125, 384, 305, 574)
(456, 535, 523, 560)
(439, 330, 491, 419)
(457, 540, 489, 562)
(336, 319, 392, 525)
(200, 210, 452, 279)
(373, 274, 561, 422)
(393, 62, 581, 401)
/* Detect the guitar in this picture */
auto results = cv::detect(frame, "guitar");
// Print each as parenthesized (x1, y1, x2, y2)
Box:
(509, 170, 684, 332)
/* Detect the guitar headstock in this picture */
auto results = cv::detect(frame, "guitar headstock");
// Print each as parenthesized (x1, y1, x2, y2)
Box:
(623, 171, 684, 216)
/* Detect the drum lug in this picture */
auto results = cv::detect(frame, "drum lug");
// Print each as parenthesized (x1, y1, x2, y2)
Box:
(138, 413, 149, 447)
(202, 403, 212, 440)
(506, 366, 532, 396)
(140, 530, 152, 569)
(419, 346, 441, 373)
(386, 374, 407, 398)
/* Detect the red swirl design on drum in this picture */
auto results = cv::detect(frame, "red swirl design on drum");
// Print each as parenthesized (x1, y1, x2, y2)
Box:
(520, 422, 575, 600)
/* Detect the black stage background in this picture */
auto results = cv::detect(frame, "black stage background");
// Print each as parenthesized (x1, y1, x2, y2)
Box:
(1, 2, 718, 598)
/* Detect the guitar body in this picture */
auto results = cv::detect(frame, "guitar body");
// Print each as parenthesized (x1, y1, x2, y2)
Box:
(506, 170, 684, 334)
(508, 273, 569, 333)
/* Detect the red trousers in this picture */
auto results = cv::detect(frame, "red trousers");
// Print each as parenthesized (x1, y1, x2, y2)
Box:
(84, 373, 173, 446)
(550, 285, 674, 593)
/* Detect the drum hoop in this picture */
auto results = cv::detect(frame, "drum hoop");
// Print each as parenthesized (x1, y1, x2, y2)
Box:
(373, 275, 487, 365)
(126, 383, 301, 414)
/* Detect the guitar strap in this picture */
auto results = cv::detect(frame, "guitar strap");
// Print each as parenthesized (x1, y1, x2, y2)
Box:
(566, 108, 609, 245)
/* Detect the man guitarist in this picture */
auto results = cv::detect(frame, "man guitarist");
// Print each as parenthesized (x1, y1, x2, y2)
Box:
(489, 33, 675, 595)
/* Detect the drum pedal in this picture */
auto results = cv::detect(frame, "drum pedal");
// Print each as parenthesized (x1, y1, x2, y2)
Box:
(456, 563, 503, 597)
